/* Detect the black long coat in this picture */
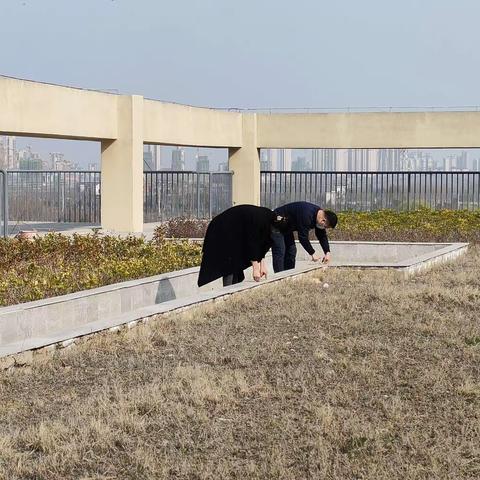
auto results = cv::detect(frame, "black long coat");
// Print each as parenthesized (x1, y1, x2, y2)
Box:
(197, 205, 276, 287)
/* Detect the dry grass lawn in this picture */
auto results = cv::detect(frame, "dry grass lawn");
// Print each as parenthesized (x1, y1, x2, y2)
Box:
(1, 249, 479, 479)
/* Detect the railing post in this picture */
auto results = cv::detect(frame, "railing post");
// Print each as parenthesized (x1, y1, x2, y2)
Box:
(407, 173, 411, 211)
(196, 173, 200, 218)
(57, 172, 61, 222)
(208, 172, 213, 219)
(1, 170, 7, 238)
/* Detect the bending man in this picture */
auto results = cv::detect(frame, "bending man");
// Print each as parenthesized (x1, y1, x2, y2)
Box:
(272, 201, 337, 273)
(198, 204, 288, 287)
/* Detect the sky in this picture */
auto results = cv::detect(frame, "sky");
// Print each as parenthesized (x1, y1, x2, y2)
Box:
(2, 0, 480, 167)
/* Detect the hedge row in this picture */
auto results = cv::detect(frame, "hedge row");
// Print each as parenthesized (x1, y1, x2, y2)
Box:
(157, 209, 480, 244)
(329, 209, 480, 243)
(1, 209, 478, 306)
(0, 233, 202, 307)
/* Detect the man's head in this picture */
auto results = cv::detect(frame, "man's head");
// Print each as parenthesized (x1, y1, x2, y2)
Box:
(316, 209, 338, 229)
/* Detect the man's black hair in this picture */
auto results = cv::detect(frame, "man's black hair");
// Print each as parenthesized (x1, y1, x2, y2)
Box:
(324, 210, 338, 229)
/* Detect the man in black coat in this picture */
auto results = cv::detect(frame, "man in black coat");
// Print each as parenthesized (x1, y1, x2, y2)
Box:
(198, 205, 288, 287)
(272, 201, 338, 273)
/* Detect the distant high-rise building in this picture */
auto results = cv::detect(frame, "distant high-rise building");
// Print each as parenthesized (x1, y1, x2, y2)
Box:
(260, 150, 272, 170)
(0, 136, 17, 169)
(50, 152, 63, 170)
(7, 136, 17, 169)
(292, 156, 310, 171)
(442, 154, 454, 171)
(348, 149, 370, 171)
(456, 151, 468, 170)
(196, 155, 209, 172)
(217, 162, 229, 172)
(335, 149, 349, 171)
(407, 150, 435, 171)
(144, 145, 162, 170)
(401, 152, 415, 171)
(17, 145, 42, 170)
(420, 152, 434, 171)
(19, 156, 43, 170)
(377, 149, 405, 171)
(312, 149, 336, 171)
(171, 147, 185, 170)
(277, 149, 292, 171)
(17, 146, 30, 162)
(50, 152, 74, 170)
(269, 149, 278, 170)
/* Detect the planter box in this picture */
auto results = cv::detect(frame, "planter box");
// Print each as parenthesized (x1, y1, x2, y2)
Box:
(0, 241, 468, 358)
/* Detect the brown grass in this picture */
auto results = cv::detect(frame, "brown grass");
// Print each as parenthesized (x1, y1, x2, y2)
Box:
(1, 249, 479, 479)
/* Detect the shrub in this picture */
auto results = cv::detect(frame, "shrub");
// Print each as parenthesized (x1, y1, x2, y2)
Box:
(328, 209, 480, 243)
(154, 217, 209, 239)
(2, 209, 478, 307)
(0, 233, 202, 307)
(155, 209, 480, 244)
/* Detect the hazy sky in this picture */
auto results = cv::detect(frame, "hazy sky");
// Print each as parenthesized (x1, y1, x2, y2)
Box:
(3, 0, 480, 166)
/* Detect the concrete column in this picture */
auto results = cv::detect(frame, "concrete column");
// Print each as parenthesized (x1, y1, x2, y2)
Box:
(228, 113, 260, 205)
(101, 95, 144, 232)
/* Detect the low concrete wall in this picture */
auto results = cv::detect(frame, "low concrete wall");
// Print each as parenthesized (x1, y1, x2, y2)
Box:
(311, 241, 457, 265)
(0, 267, 222, 357)
(0, 241, 468, 359)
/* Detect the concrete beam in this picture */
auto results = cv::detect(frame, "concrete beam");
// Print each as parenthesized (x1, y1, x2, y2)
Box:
(143, 100, 242, 147)
(0, 76, 117, 140)
(256, 111, 480, 148)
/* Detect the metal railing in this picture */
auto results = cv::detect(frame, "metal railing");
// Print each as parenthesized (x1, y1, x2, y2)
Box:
(8, 171, 101, 223)
(6, 170, 479, 228)
(261, 171, 480, 211)
(0, 170, 7, 238)
(143, 171, 233, 221)
(6, 170, 233, 224)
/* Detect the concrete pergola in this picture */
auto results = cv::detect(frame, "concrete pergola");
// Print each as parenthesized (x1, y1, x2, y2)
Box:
(1, 75, 480, 232)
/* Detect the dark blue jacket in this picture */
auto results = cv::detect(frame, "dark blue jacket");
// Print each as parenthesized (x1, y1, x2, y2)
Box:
(274, 201, 330, 255)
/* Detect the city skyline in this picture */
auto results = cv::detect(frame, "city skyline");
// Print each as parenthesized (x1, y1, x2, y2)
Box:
(2, 135, 479, 173)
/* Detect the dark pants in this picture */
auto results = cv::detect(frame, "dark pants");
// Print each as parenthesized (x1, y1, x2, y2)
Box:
(223, 271, 243, 286)
(271, 230, 297, 273)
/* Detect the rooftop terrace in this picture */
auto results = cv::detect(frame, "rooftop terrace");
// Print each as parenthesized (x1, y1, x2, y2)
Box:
(1, 247, 478, 479)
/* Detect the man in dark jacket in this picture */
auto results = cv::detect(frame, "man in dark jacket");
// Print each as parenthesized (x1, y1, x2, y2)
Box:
(272, 201, 337, 273)
(198, 204, 288, 287)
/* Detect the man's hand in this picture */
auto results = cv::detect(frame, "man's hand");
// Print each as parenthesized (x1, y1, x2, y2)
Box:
(311, 253, 321, 262)
(322, 252, 331, 264)
(252, 261, 262, 282)
(260, 259, 268, 279)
